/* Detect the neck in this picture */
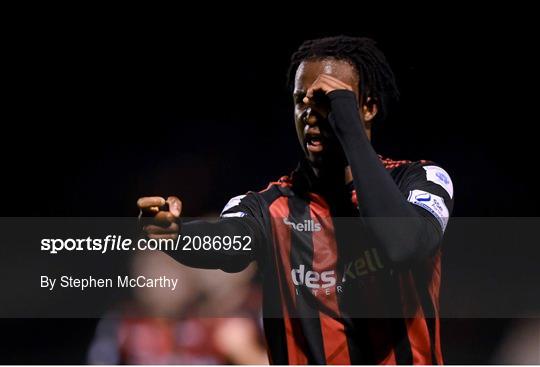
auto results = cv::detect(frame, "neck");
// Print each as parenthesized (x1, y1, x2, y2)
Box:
(310, 164, 352, 187)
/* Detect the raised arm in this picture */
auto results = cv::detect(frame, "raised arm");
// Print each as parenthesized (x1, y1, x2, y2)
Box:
(137, 195, 265, 272)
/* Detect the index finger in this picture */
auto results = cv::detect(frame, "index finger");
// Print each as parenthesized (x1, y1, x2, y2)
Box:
(306, 75, 324, 99)
(137, 196, 166, 209)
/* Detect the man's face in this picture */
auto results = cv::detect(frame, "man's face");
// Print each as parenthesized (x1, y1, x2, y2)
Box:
(293, 58, 361, 167)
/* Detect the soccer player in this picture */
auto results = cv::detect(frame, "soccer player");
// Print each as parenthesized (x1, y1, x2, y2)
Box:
(137, 36, 454, 365)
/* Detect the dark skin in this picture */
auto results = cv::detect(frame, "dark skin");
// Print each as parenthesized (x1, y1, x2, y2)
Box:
(138, 57, 378, 238)
(293, 58, 377, 182)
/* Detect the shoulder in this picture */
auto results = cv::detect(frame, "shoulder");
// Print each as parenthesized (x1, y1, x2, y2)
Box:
(404, 160, 454, 200)
(382, 156, 454, 200)
(220, 175, 293, 218)
(384, 157, 455, 231)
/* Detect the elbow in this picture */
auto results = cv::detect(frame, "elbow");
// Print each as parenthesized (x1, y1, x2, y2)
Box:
(385, 245, 417, 267)
(384, 230, 439, 266)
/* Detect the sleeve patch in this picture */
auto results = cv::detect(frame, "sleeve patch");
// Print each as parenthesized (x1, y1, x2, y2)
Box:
(423, 165, 454, 199)
(222, 212, 247, 218)
(407, 189, 449, 231)
(220, 194, 247, 216)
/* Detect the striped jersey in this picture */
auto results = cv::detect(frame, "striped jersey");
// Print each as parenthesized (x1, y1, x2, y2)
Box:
(220, 157, 454, 364)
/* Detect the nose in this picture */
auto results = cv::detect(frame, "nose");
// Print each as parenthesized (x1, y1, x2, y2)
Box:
(302, 107, 318, 126)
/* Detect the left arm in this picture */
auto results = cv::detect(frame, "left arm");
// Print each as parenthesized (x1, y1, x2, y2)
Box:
(306, 76, 453, 265)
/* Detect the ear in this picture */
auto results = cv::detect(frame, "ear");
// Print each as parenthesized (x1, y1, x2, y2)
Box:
(361, 97, 378, 123)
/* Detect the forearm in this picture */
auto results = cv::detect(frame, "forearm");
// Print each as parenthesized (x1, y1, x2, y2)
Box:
(328, 90, 441, 263)
(162, 217, 259, 273)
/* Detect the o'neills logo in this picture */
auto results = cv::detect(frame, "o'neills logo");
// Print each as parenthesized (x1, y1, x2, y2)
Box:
(283, 218, 322, 232)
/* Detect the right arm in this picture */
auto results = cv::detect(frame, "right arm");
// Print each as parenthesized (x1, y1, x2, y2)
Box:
(137, 194, 264, 273)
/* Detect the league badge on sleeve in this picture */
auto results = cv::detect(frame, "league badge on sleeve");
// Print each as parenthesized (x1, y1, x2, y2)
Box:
(423, 166, 454, 199)
(407, 189, 450, 231)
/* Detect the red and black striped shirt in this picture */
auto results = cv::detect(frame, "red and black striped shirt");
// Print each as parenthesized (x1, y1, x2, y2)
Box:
(219, 157, 454, 364)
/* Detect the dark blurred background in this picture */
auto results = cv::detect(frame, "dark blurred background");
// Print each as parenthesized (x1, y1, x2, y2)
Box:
(1, 6, 538, 364)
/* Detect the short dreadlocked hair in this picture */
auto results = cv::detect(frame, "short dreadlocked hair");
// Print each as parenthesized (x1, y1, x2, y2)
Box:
(287, 35, 399, 121)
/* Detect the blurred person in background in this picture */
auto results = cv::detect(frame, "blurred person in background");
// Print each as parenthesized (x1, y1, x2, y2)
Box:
(87, 251, 267, 364)
(491, 319, 540, 364)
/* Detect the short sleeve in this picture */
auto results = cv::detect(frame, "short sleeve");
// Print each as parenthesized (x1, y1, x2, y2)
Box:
(220, 192, 267, 250)
(221, 193, 262, 219)
(399, 162, 454, 232)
